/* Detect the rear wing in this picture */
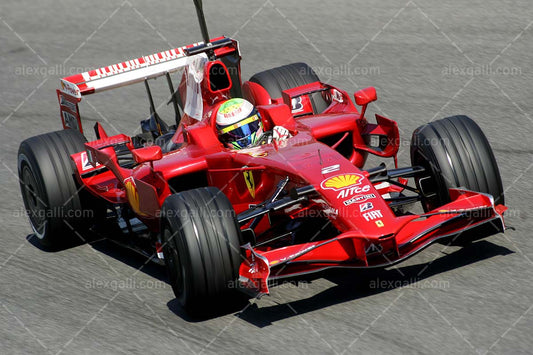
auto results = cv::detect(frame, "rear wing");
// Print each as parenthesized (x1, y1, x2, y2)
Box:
(57, 37, 240, 132)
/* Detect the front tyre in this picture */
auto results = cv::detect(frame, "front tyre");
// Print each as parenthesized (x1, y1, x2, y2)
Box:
(410, 115, 504, 212)
(161, 187, 244, 316)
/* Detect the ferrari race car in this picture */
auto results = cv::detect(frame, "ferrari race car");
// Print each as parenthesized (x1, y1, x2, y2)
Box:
(18, 1, 506, 315)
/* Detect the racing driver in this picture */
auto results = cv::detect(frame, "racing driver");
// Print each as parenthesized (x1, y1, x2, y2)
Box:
(215, 98, 291, 149)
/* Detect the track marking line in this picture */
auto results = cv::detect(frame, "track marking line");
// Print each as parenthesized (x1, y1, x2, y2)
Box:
(62, 1, 127, 65)
(2, 302, 49, 351)
(490, 19, 533, 66)
(347, 1, 410, 65)
(341, 292, 404, 354)
(198, 300, 256, 354)
(130, 2, 176, 49)
(286, 303, 338, 354)
(484, 303, 533, 354)
(0, 242, 25, 270)
(56, 292, 120, 355)
(133, 292, 197, 355)
(1, 77, 50, 126)
(63, 220, 122, 277)
(412, 1, 475, 65)
(231, 1, 270, 38)
(0, 16, 47, 65)
(489, 79, 532, 123)
(417, 291, 476, 351)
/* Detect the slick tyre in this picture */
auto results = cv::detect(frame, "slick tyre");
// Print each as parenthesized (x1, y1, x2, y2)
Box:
(161, 187, 244, 316)
(250, 62, 328, 113)
(18, 129, 102, 248)
(410, 115, 504, 212)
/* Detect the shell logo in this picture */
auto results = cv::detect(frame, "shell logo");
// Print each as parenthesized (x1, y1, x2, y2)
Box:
(124, 178, 146, 216)
(320, 174, 364, 191)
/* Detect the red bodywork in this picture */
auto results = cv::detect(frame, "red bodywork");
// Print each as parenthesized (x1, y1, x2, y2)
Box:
(58, 37, 506, 297)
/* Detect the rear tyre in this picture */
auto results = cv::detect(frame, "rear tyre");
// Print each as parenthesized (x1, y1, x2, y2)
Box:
(250, 62, 328, 113)
(410, 115, 504, 212)
(18, 129, 102, 248)
(161, 187, 244, 316)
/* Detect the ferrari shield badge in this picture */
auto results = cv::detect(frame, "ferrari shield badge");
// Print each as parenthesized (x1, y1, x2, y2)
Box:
(243, 170, 255, 198)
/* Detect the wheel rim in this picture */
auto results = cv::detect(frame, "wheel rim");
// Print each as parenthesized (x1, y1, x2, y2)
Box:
(21, 165, 47, 238)
(412, 149, 444, 211)
(163, 228, 185, 298)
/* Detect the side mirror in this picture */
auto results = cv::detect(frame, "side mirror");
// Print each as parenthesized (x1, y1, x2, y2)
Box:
(132, 145, 162, 164)
(354, 87, 377, 118)
(354, 87, 377, 106)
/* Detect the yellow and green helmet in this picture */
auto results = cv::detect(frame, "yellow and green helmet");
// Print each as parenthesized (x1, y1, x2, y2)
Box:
(216, 98, 263, 149)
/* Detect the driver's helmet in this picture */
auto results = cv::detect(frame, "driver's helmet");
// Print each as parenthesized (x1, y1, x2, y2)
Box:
(216, 98, 263, 149)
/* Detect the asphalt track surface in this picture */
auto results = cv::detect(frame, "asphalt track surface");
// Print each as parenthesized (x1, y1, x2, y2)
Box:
(1, 0, 532, 354)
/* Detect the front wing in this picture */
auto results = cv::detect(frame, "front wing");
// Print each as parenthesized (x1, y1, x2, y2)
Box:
(238, 188, 506, 296)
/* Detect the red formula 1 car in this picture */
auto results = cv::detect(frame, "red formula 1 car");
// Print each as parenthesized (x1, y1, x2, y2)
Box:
(18, 2, 506, 315)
